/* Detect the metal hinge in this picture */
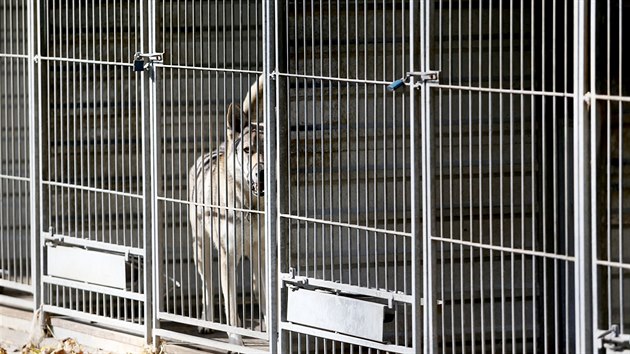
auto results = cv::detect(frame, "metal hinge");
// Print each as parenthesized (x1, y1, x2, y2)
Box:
(133, 52, 164, 72)
(387, 70, 440, 91)
(599, 324, 630, 352)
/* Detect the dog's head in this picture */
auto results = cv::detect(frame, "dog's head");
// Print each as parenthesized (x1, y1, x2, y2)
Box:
(226, 103, 265, 197)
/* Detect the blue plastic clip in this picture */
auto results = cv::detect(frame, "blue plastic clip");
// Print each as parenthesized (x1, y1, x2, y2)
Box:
(387, 78, 406, 92)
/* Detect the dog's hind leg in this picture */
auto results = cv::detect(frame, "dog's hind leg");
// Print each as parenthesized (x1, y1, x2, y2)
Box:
(219, 249, 244, 347)
(190, 205, 213, 334)
(198, 243, 214, 334)
(249, 243, 267, 332)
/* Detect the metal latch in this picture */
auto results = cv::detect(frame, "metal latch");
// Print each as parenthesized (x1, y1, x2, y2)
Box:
(287, 268, 308, 286)
(387, 70, 440, 91)
(44, 227, 64, 247)
(599, 324, 630, 351)
(133, 52, 163, 72)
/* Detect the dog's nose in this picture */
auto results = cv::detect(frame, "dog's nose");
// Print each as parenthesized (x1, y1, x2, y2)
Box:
(257, 169, 265, 189)
(252, 165, 265, 186)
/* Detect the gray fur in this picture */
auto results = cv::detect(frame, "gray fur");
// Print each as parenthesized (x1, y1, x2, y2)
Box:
(188, 76, 265, 347)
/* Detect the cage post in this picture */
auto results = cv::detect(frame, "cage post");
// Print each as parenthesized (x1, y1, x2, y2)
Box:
(264, 0, 280, 352)
(141, 0, 156, 344)
(410, 0, 423, 349)
(270, 1, 289, 353)
(420, 0, 438, 352)
(573, 0, 591, 352)
(589, 0, 600, 349)
(27, 0, 41, 311)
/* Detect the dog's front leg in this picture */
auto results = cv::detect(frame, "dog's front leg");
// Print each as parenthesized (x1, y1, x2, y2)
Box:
(219, 248, 244, 347)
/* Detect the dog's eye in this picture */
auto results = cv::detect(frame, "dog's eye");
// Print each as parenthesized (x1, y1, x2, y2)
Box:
(243, 147, 250, 154)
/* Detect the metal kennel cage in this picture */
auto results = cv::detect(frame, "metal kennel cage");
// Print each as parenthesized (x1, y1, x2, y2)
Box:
(37, 0, 150, 334)
(151, 1, 270, 352)
(274, 1, 420, 353)
(0, 0, 629, 353)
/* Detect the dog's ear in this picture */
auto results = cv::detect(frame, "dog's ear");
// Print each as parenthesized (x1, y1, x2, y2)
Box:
(226, 103, 246, 141)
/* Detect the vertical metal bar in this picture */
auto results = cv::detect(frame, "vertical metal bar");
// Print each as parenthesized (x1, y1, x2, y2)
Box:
(484, 2, 486, 352)
(552, 0, 561, 350)
(617, 2, 626, 333)
(0, 0, 5, 291)
(184, 57, 192, 324)
(421, 0, 437, 352)
(53, 0, 59, 300)
(28, 0, 42, 310)
(204, 1, 212, 325)
(274, 1, 290, 352)
(508, 1, 516, 351)
(530, 1, 537, 352)
(468, 4, 476, 352)
(606, 0, 613, 334)
(167, 0, 174, 316)
(488, 3, 496, 351)
(573, 0, 592, 351)
(127, 1, 133, 250)
(237, 2, 246, 328)
(498, 0, 506, 349)
(142, 0, 155, 343)
(178, 14, 185, 319)
(62, 0, 69, 241)
(354, 0, 360, 291)
(438, 0, 445, 351)
(312, 0, 318, 285)
(563, 1, 569, 349)
(519, 2, 526, 351)
(113, 3, 120, 252)
(264, 0, 279, 350)
(76, 0, 83, 249)
(447, 1, 455, 350)
(457, 1, 466, 350)
(193, 3, 201, 322)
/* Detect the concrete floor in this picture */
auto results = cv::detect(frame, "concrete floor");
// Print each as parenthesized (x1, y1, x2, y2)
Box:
(0, 305, 237, 354)
(0, 306, 113, 353)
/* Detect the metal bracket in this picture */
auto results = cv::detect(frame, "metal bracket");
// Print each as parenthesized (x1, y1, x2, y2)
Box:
(44, 227, 63, 247)
(387, 70, 440, 91)
(133, 52, 164, 72)
(286, 268, 309, 286)
(387, 294, 394, 309)
(599, 324, 630, 352)
(583, 91, 592, 107)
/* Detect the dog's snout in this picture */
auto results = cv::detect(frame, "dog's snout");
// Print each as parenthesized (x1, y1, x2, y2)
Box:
(251, 165, 265, 196)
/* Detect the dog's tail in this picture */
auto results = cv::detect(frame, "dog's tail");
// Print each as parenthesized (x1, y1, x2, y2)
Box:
(241, 74, 264, 122)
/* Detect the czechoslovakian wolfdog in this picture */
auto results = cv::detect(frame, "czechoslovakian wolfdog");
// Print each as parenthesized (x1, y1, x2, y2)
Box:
(188, 76, 265, 346)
